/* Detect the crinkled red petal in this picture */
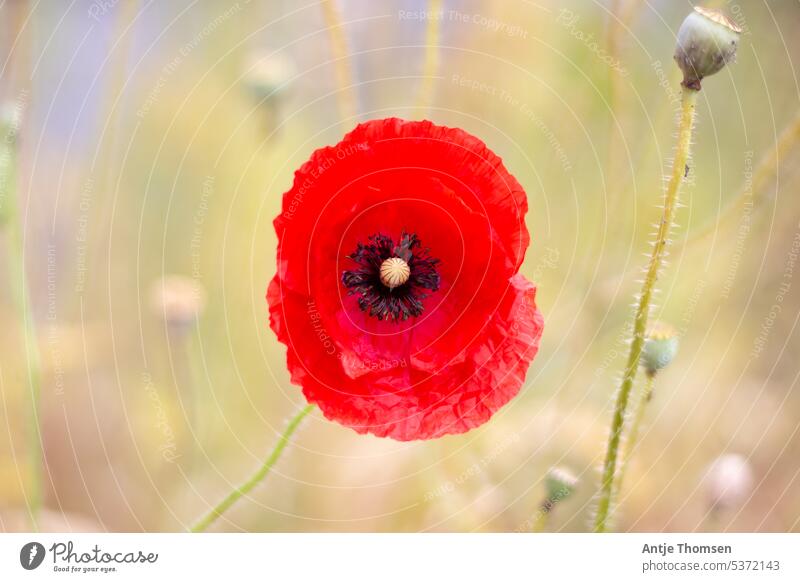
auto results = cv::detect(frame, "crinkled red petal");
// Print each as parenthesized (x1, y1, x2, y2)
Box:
(267, 118, 543, 440)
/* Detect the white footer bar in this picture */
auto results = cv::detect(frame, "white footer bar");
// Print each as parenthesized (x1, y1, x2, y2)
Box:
(1, 533, 798, 581)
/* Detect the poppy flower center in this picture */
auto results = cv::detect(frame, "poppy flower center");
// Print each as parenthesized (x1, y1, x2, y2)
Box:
(341, 232, 441, 322)
(379, 257, 410, 288)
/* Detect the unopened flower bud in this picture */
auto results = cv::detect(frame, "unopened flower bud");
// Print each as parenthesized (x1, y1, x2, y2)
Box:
(243, 53, 296, 103)
(704, 453, 754, 511)
(674, 7, 742, 90)
(544, 466, 578, 502)
(149, 275, 207, 333)
(641, 321, 679, 376)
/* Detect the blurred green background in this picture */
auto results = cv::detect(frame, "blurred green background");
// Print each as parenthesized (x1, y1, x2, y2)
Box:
(1, 0, 799, 532)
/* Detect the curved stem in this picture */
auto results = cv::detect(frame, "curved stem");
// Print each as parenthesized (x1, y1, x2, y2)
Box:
(616, 372, 656, 496)
(594, 86, 697, 532)
(7, 214, 44, 532)
(2, 115, 44, 532)
(190, 404, 314, 532)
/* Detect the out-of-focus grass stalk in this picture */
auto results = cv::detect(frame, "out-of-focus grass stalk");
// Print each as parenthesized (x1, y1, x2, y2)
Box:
(615, 372, 655, 495)
(531, 498, 556, 533)
(607, 0, 623, 59)
(679, 112, 800, 251)
(174, 332, 201, 469)
(606, 0, 623, 117)
(185, 334, 204, 439)
(1, 117, 44, 531)
(2, 0, 43, 533)
(85, 0, 137, 271)
(321, 0, 356, 121)
(190, 404, 314, 532)
(604, 0, 645, 201)
(604, 0, 625, 189)
(182, 332, 210, 472)
(416, 0, 443, 113)
(594, 86, 697, 533)
(583, 0, 645, 278)
(607, 0, 649, 40)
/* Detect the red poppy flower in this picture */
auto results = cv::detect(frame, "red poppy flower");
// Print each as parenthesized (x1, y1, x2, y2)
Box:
(267, 118, 544, 440)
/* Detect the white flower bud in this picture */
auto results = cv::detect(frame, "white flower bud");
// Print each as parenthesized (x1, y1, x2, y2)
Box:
(704, 453, 754, 511)
(674, 7, 742, 90)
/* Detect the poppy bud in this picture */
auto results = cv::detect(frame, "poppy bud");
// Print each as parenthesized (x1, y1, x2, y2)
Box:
(704, 453, 754, 511)
(641, 321, 679, 376)
(149, 275, 207, 334)
(243, 53, 295, 104)
(544, 466, 578, 502)
(674, 7, 742, 90)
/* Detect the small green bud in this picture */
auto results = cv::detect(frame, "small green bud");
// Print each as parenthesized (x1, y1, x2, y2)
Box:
(674, 7, 742, 90)
(544, 466, 578, 502)
(641, 321, 679, 376)
(243, 53, 296, 103)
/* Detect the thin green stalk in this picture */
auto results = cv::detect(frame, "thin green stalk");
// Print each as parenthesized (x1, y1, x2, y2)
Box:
(594, 86, 698, 532)
(531, 500, 553, 533)
(2, 133, 44, 531)
(172, 329, 203, 473)
(616, 372, 655, 495)
(416, 0, 443, 113)
(183, 331, 207, 470)
(190, 404, 314, 532)
(321, 0, 356, 121)
(616, 111, 800, 286)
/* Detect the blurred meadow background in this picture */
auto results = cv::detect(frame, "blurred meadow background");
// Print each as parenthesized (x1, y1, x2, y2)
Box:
(1, 0, 799, 532)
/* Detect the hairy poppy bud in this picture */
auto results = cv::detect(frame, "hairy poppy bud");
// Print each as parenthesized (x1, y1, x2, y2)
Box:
(674, 7, 742, 90)
(544, 466, 578, 502)
(641, 321, 679, 376)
